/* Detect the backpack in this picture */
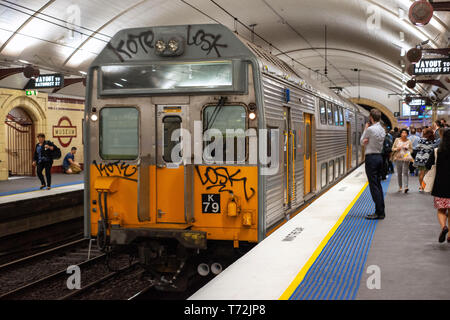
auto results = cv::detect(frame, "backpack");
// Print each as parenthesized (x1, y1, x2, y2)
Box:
(382, 135, 393, 155)
(48, 141, 62, 160)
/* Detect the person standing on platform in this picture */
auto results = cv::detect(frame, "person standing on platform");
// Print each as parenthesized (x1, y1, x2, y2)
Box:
(414, 128, 438, 192)
(391, 128, 413, 193)
(408, 128, 420, 176)
(361, 109, 386, 220)
(425, 129, 450, 243)
(32, 133, 55, 190)
(63, 147, 82, 174)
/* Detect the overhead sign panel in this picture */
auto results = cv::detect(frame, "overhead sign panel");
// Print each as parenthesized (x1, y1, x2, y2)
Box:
(413, 58, 450, 75)
(27, 74, 64, 89)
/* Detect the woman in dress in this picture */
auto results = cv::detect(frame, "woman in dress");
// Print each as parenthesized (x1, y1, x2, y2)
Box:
(414, 128, 438, 192)
(426, 128, 450, 243)
(391, 128, 413, 193)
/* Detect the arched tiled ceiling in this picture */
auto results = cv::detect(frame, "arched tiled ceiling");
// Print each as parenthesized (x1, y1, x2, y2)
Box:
(0, 0, 448, 99)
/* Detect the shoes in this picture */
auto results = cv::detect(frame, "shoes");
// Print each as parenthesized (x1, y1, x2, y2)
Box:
(46, 186, 51, 190)
(439, 226, 448, 243)
(365, 213, 385, 220)
(40, 185, 45, 190)
(397, 188, 402, 192)
(404, 188, 409, 194)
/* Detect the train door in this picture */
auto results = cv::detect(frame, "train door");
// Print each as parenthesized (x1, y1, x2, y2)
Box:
(155, 105, 187, 224)
(304, 113, 312, 195)
(283, 107, 294, 209)
(346, 121, 351, 170)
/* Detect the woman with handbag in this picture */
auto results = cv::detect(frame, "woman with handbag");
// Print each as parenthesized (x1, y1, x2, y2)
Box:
(414, 128, 438, 192)
(425, 128, 450, 243)
(391, 128, 413, 193)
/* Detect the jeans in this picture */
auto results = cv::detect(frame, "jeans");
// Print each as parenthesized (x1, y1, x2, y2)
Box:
(37, 161, 53, 187)
(395, 160, 409, 189)
(365, 154, 385, 216)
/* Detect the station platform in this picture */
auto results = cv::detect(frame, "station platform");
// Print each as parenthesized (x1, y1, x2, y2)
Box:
(189, 165, 450, 300)
(0, 173, 84, 238)
(0, 173, 84, 204)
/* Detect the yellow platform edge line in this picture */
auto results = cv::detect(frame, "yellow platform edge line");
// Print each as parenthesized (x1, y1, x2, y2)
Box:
(279, 181, 369, 300)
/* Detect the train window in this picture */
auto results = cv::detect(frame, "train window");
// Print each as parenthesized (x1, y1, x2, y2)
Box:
(163, 116, 182, 163)
(305, 123, 311, 160)
(100, 107, 139, 160)
(319, 99, 327, 124)
(333, 104, 339, 126)
(327, 102, 333, 125)
(321, 163, 327, 188)
(329, 160, 334, 183)
(338, 107, 344, 126)
(101, 61, 234, 92)
(203, 105, 247, 162)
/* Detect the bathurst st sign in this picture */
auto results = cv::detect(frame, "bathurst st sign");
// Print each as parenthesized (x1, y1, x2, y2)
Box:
(413, 58, 450, 76)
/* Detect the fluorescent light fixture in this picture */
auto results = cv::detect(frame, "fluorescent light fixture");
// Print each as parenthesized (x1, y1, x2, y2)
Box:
(18, 59, 30, 64)
(121, 78, 128, 82)
(79, 71, 87, 75)
(114, 82, 123, 87)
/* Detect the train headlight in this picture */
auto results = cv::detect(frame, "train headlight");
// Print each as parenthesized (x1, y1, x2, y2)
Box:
(249, 112, 256, 120)
(168, 39, 179, 52)
(155, 40, 166, 53)
(90, 114, 98, 122)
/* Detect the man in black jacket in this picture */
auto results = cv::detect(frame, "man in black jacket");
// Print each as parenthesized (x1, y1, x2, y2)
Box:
(32, 133, 55, 190)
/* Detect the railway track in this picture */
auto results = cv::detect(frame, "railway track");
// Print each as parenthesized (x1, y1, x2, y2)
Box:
(0, 239, 155, 300)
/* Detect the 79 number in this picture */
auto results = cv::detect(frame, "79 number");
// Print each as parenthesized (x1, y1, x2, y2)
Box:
(203, 201, 219, 213)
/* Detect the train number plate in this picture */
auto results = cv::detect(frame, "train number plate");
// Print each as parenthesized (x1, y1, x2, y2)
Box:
(202, 194, 221, 213)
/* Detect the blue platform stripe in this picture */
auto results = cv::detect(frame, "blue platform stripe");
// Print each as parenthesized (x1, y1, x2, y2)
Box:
(0, 180, 83, 197)
(289, 175, 391, 300)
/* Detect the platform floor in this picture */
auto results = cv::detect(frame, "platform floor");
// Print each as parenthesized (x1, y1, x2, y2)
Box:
(190, 166, 450, 300)
(0, 173, 84, 204)
(356, 173, 450, 300)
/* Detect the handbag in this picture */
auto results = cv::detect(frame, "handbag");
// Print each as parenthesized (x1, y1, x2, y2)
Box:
(423, 148, 438, 193)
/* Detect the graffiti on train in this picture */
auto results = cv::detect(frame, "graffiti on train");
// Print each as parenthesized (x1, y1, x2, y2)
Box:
(195, 166, 255, 201)
(107, 25, 228, 61)
(93, 160, 137, 181)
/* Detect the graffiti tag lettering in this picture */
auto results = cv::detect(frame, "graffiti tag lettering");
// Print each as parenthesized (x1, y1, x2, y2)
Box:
(195, 166, 255, 201)
(107, 26, 227, 61)
(93, 160, 137, 181)
(187, 26, 227, 57)
(107, 30, 155, 62)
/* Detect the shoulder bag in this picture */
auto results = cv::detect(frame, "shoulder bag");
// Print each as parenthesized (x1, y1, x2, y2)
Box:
(423, 148, 438, 193)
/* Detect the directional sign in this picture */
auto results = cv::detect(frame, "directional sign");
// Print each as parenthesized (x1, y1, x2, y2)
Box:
(413, 58, 450, 76)
(26, 74, 64, 89)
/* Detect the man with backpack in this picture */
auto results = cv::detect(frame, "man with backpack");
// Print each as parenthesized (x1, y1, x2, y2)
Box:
(32, 133, 60, 190)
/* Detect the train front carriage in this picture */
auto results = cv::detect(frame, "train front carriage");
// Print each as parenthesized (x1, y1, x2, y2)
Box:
(85, 24, 267, 273)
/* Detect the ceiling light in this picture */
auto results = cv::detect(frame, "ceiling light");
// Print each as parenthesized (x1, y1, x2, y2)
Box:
(18, 59, 30, 64)
(79, 71, 87, 75)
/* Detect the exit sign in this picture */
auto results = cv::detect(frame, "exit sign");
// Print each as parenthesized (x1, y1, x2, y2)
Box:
(25, 90, 37, 96)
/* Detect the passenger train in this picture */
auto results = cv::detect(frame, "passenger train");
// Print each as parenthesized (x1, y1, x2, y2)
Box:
(84, 24, 369, 283)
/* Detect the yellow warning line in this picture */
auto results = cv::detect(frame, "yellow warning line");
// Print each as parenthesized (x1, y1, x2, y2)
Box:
(279, 182, 368, 300)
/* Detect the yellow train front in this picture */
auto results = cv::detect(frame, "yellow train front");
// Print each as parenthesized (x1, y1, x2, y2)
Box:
(84, 24, 367, 282)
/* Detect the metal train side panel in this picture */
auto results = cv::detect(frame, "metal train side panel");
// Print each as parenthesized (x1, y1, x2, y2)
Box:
(260, 74, 315, 230)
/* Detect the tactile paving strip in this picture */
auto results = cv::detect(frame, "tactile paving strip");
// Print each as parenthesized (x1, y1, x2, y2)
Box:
(289, 175, 391, 300)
